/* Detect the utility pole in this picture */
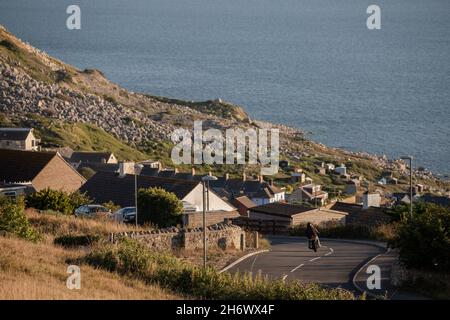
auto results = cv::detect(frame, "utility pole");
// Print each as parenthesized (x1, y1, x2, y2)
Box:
(401, 156, 414, 220)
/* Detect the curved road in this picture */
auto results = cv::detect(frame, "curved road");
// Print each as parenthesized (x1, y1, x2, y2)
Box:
(227, 236, 388, 294)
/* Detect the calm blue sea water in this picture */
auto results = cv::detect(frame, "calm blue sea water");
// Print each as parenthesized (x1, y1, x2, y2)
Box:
(0, 0, 449, 175)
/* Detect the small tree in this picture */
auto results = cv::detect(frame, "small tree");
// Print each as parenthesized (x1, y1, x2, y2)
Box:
(137, 187, 183, 227)
(390, 203, 450, 272)
(26, 188, 91, 215)
(0, 196, 40, 241)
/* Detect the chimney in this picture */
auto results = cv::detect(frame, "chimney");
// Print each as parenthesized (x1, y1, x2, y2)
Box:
(191, 167, 196, 177)
(157, 162, 163, 171)
(224, 173, 229, 180)
(119, 162, 126, 178)
(208, 171, 212, 176)
(242, 172, 246, 181)
(174, 168, 179, 174)
(270, 179, 274, 186)
(258, 175, 264, 183)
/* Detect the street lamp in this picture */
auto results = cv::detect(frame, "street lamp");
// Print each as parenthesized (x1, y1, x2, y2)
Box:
(134, 163, 144, 228)
(401, 156, 413, 220)
(201, 174, 218, 268)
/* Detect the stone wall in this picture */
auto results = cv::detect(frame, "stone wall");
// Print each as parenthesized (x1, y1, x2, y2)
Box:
(112, 223, 244, 251)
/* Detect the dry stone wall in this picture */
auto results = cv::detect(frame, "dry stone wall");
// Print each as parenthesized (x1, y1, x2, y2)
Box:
(112, 223, 244, 251)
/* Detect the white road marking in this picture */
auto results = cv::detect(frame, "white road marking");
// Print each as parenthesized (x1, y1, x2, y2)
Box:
(290, 263, 304, 273)
(250, 255, 258, 272)
(309, 257, 321, 262)
(282, 275, 288, 281)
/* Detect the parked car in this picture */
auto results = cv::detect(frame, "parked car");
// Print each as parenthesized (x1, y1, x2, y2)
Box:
(74, 204, 111, 218)
(114, 207, 136, 223)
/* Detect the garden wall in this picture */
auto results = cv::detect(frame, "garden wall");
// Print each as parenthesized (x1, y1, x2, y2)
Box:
(111, 223, 245, 251)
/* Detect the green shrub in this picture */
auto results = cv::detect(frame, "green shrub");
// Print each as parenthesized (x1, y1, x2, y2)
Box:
(86, 237, 151, 275)
(54, 234, 101, 248)
(102, 201, 120, 213)
(26, 188, 91, 215)
(137, 187, 183, 227)
(390, 204, 450, 272)
(85, 238, 355, 300)
(0, 197, 40, 241)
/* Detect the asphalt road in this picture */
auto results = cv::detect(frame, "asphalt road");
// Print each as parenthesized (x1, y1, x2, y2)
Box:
(227, 236, 388, 293)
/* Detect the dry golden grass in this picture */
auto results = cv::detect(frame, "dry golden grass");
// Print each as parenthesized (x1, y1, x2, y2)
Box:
(0, 235, 180, 300)
(26, 209, 148, 238)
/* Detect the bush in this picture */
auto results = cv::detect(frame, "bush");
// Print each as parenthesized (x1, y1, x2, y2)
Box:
(54, 234, 101, 248)
(0, 197, 40, 241)
(26, 189, 91, 215)
(390, 204, 450, 272)
(289, 222, 396, 242)
(102, 201, 120, 213)
(85, 238, 355, 300)
(137, 187, 183, 227)
(86, 237, 151, 275)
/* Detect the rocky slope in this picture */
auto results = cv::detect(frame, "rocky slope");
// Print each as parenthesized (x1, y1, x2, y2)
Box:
(0, 25, 447, 192)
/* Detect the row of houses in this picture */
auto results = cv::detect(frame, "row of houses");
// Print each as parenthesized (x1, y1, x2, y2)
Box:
(0, 147, 394, 229)
(1, 128, 447, 230)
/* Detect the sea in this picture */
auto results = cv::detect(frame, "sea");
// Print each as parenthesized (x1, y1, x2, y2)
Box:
(0, 0, 449, 176)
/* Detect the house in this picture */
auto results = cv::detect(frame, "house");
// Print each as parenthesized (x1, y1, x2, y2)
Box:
(0, 128, 40, 151)
(290, 169, 306, 183)
(325, 163, 335, 172)
(390, 193, 411, 205)
(250, 183, 285, 205)
(0, 149, 86, 193)
(248, 202, 348, 226)
(200, 173, 286, 205)
(141, 168, 286, 205)
(416, 184, 424, 194)
(68, 151, 118, 169)
(362, 191, 381, 208)
(231, 196, 256, 216)
(345, 179, 360, 195)
(418, 193, 450, 208)
(77, 161, 136, 176)
(79, 171, 236, 213)
(330, 200, 392, 226)
(315, 167, 326, 175)
(335, 164, 347, 176)
(288, 184, 329, 206)
(141, 165, 199, 181)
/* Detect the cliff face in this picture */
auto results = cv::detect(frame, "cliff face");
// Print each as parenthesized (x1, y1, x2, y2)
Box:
(0, 25, 446, 190)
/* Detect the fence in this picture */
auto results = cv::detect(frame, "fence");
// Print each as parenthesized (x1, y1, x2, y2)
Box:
(228, 217, 291, 234)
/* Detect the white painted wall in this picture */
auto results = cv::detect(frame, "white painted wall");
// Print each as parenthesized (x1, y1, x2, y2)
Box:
(182, 184, 236, 212)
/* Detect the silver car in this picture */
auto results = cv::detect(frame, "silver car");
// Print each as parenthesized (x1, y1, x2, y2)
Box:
(74, 204, 111, 218)
(114, 207, 136, 223)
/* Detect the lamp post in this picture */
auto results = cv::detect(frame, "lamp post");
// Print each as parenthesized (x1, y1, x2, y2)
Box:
(201, 175, 218, 268)
(134, 163, 144, 228)
(401, 156, 413, 220)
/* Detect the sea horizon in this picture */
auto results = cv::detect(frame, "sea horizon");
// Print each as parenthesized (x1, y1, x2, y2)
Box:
(0, 0, 449, 176)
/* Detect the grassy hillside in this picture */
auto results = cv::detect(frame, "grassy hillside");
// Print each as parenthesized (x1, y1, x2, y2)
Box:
(0, 236, 179, 299)
(0, 112, 149, 161)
